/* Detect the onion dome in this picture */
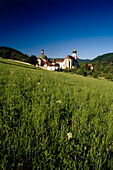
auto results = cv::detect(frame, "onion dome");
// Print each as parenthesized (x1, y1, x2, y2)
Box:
(38, 49, 48, 59)
(73, 49, 77, 53)
(38, 54, 47, 59)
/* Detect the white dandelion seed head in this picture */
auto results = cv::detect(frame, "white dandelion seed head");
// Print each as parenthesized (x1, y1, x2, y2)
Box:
(56, 100, 61, 103)
(67, 132, 72, 139)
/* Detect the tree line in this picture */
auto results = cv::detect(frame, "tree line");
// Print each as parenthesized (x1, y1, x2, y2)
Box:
(63, 61, 113, 80)
(0, 48, 37, 65)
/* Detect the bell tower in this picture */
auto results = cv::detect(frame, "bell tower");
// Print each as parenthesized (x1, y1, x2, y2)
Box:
(41, 49, 44, 55)
(72, 49, 77, 60)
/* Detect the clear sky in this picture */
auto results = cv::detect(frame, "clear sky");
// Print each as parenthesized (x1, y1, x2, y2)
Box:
(0, 0, 113, 59)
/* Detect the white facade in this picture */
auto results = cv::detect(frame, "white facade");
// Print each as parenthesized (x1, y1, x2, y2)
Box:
(58, 59, 73, 69)
(38, 59, 42, 65)
(58, 62, 65, 69)
(64, 59, 72, 69)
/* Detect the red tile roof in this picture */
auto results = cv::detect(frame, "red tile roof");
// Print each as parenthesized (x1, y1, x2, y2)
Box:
(44, 61, 47, 65)
(48, 63, 59, 67)
(50, 59, 64, 63)
(65, 55, 72, 59)
(88, 64, 93, 67)
(55, 59, 64, 63)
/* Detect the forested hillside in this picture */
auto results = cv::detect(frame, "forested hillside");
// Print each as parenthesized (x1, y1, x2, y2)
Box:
(92, 53, 113, 66)
(0, 46, 29, 62)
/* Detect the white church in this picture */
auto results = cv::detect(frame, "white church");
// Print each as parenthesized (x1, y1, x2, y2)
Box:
(37, 49, 79, 71)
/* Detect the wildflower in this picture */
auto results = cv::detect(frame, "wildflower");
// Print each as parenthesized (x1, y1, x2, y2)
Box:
(38, 83, 40, 85)
(56, 100, 61, 103)
(67, 132, 72, 139)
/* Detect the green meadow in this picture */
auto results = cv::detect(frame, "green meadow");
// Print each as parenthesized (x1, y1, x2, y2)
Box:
(0, 59, 113, 169)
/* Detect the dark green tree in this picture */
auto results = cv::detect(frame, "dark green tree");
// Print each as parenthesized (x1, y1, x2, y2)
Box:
(11, 52, 17, 60)
(0, 50, 2, 57)
(85, 62, 89, 71)
(94, 61, 100, 72)
(2, 49, 10, 59)
(24, 54, 29, 62)
(29, 55, 37, 66)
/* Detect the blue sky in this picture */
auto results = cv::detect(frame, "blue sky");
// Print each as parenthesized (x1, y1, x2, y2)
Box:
(0, 0, 113, 59)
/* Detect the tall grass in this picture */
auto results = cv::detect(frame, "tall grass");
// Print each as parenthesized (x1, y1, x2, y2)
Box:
(0, 61, 113, 169)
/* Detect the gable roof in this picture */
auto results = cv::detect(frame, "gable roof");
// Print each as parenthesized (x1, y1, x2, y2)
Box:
(88, 64, 93, 67)
(50, 59, 64, 63)
(55, 59, 64, 63)
(65, 55, 72, 59)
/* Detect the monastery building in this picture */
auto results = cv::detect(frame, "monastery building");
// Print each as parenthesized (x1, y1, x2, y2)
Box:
(37, 49, 79, 71)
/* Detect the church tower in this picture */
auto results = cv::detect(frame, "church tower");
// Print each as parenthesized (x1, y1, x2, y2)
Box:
(41, 49, 44, 55)
(72, 49, 77, 60)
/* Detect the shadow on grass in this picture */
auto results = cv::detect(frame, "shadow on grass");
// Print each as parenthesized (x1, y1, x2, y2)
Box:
(0, 60, 40, 70)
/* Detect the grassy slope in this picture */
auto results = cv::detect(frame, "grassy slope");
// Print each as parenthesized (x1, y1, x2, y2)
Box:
(0, 60, 113, 169)
(0, 58, 37, 69)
